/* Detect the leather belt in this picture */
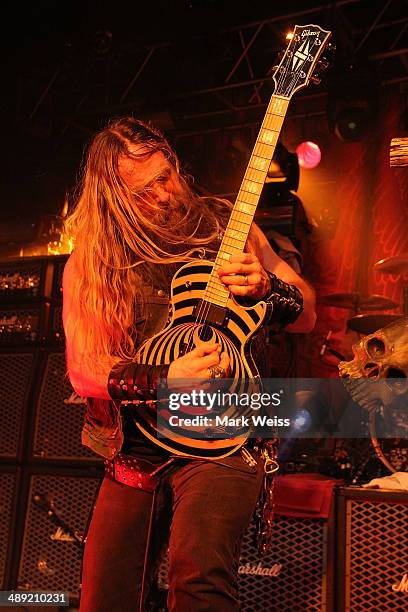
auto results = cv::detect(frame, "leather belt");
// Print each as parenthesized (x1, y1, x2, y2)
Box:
(105, 453, 174, 492)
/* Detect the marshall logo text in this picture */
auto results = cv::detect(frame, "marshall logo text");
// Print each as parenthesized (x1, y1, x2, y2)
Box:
(392, 573, 408, 593)
(238, 562, 282, 577)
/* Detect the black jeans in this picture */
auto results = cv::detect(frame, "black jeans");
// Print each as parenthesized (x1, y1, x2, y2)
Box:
(79, 453, 264, 612)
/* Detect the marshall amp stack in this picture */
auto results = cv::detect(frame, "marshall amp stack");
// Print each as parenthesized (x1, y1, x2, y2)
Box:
(0, 255, 103, 603)
(337, 487, 408, 612)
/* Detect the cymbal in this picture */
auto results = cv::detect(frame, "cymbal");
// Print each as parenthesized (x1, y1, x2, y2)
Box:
(347, 314, 404, 335)
(374, 253, 408, 275)
(318, 292, 398, 311)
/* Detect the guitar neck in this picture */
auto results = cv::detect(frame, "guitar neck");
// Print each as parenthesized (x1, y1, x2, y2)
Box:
(204, 94, 290, 306)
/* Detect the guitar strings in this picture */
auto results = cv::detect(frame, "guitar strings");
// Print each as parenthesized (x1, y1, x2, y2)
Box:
(185, 34, 315, 354)
(184, 33, 321, 359)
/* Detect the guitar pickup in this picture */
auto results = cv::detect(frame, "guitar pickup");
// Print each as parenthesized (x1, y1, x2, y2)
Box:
(193, 300, 228, 327)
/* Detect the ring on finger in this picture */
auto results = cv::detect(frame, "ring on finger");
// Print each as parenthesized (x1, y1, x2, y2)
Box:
(208, 365, 226, 379)
(242, 274, 248, 286)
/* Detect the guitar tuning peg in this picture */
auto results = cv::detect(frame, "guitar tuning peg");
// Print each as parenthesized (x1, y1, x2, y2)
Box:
(310, 74, 321, 85)
(318, 58, 330, 71)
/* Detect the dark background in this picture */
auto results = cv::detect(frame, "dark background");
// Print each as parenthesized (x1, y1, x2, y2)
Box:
(0, 0, 407, 249)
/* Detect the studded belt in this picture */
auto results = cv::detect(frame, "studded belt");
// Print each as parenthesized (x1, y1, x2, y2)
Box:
(104, 453, 175, 492)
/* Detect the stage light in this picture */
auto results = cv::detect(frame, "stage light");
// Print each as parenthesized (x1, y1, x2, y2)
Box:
(296, 141, 321, 169)
(334, 107, 368, 142)
(286, 32, 294, 40)
(292, 409, 312, 432)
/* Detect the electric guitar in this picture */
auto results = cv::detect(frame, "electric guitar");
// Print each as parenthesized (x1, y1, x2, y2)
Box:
(134, 24, 332, 458)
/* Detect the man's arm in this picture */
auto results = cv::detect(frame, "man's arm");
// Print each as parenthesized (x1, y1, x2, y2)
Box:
(217, 223, 316, 334)
(253, 224, 316, 333)
(63, 255, 117, 399)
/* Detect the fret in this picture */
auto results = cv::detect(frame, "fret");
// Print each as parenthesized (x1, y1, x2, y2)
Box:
(268, 96, 289, 116)
(253, 142, 275, 159)
(250, 155, 269, 171)
(258, 128, 278, 146)
(206, 280, 229, 292)
(205, 289, 227, 301)
(204, 298, 228, 307)
(241, 180, 262, 195)
(244, 167, 266, 184)
(224, 224, 248, 236)
(227, 217, 249, 230)
(221, 237, 246, 250)
(236, 201, 255, 215)
(217, 251, 231, 261)
(225, 228, 247, 239)
(240, 181, 262, 203)
(237, 191, 259, 206)
(206, 293, 230, 304)
(229, 214, 251, 226)
(262, 114, 283, 132)
(208, 276, 228, 297)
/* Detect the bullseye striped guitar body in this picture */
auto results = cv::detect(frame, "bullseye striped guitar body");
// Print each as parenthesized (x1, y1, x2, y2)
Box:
(132, 24, 331, 458)
(136, 260, 268, 458)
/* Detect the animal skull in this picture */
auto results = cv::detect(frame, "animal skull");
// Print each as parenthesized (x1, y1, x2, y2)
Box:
(338, 318, 408, 414)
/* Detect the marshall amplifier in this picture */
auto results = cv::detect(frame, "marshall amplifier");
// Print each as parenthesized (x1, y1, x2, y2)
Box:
(29, 350, 101, 464)
(337, 486, 408, 612)
(157, 503, 336, 611)
(0, 258, 52, 302)
(0, 468, 20, 589)
(0, 350, 38, 459)
(0, 304, 49, 345)
(12, 469, 103, 602)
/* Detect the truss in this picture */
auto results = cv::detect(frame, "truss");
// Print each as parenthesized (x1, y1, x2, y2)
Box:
(11, 0, 408, 143)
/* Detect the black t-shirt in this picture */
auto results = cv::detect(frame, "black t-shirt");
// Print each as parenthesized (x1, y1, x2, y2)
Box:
(120, 401, 171, 465)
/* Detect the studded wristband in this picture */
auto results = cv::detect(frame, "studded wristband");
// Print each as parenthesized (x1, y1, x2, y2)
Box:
(264, 271, 304, 328)
(108, 361, 169, 402)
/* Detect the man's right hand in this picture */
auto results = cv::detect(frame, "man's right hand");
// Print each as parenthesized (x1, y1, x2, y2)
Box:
(167, 342, 230, 386)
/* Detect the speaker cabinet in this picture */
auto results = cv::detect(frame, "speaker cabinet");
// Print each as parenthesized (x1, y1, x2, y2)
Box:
(0, 258, 51, 302)
(31, 351, 101, 464)
(158, 509, 335, 612)
(0, 468, 19, 589)
(14, 469, 102, 601)
(337, 486, 408, 612)
(0, 351, 37, 459)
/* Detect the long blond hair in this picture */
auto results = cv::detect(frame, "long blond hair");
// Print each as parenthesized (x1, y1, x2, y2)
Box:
(65, 117, 232, 366)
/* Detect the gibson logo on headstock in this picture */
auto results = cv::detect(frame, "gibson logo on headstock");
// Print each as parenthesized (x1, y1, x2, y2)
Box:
(392, 573, 408, 593)
(302, 29, 319, 37)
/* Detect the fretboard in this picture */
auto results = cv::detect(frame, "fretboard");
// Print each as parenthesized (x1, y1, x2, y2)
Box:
(204, 94, 290, 307)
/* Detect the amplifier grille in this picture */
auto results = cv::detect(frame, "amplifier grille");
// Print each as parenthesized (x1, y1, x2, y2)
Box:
(0, 472, 16, 588)
(0, 353, 35, 458)
(33, 352, 99, 462)
(158, 514, 329, 612)
(17, 473, 101, 597)
(347, 498, 408, 611)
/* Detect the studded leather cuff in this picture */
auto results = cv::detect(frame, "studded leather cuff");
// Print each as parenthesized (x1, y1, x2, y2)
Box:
(107, 361, 169, 402)
(264, 271, 304, 328)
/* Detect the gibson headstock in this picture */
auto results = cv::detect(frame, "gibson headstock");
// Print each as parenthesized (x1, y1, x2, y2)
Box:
(272, 24, 332, 98)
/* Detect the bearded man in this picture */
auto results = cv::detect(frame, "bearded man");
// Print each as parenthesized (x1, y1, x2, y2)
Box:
(63, 117, 316, 611)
